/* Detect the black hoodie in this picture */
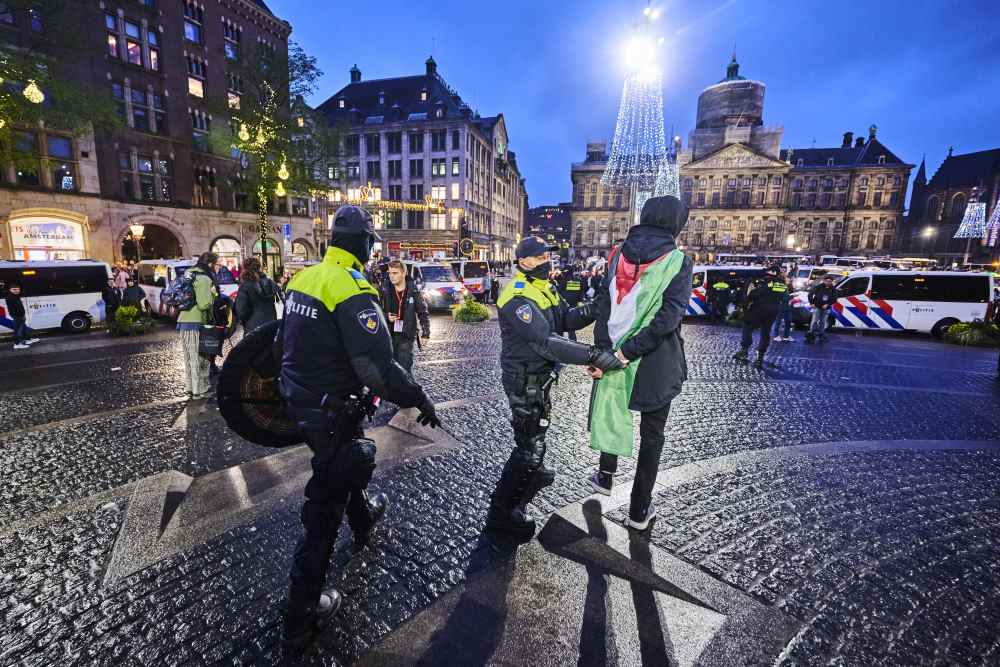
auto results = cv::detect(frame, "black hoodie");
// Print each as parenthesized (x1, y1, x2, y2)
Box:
(593, 196, 694, 411)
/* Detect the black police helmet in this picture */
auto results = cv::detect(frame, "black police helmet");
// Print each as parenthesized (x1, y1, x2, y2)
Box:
(329, 205, 381, 243)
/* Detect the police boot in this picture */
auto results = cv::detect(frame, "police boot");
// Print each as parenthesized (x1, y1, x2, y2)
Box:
(347, 490, 388, 546)
(754, 353, 765, 369)
(486, 503, 536, 541)
(733, 349, 749, 363)
(487, 461, 537, 541)
(283, 587, 342, 653)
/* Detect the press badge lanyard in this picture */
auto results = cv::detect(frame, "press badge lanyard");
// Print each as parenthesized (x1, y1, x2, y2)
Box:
(394, 287, 406, 333)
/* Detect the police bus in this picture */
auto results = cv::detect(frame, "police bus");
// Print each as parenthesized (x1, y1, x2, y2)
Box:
(790, 270, 996, 337)
(137, 259, 239, 318)
(449, 259, 490, 301)
(0, 260, 112, 334)
(688, 265, 766, 316)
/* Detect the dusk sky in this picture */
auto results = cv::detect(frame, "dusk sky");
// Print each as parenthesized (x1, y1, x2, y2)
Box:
(271, 0, 1000, 206)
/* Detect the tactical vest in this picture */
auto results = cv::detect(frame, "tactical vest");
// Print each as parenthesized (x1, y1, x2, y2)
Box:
(566, 280, 582, 291)
(286, 246, 377, 312)
(769, 281, 788, 293)
(498, 270, 560, 311)
(712, 281, 730, 290)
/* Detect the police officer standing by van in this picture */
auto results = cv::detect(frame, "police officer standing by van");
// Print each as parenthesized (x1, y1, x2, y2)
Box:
(279, 205, 441, 651)
(488, 236, 625, 539)
(733, 264, 786, 368)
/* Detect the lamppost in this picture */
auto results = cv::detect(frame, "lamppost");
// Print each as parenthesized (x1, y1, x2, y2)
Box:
(128, 224, 145, 262)
(921, 225, 936, 256)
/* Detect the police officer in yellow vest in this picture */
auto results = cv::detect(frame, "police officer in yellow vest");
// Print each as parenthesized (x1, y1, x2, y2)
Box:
(489, 236, 625, 539)
(708, 278, 731, 323)
(733, 264, 787, 368)
(280, 205, 440, 650)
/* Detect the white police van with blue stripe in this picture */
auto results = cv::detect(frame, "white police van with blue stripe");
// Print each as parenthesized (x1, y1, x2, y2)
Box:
(792, 270, 996, 338)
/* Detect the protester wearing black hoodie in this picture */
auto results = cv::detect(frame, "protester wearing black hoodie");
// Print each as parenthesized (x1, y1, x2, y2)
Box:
(234, 257, 279, 333)
(589, 195, 693, 530)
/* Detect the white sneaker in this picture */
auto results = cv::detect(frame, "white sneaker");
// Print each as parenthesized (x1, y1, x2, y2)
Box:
(26, 338, 40, 343)
(13, 343, 30, 349)
(772, 336, 783, 342)
(626, 503, 656, 531)
(783, 336, 793, 342)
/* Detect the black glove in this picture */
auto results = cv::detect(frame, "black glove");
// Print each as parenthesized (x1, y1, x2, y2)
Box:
(416, 400, 441, 428)
(588, 347, 627, 372)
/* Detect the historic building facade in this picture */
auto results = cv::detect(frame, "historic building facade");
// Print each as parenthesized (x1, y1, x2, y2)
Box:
(317, 58, 526, 261)
(568, 142, 631, 258)
(569, 58, 912, 260)
(524, 204, 572, 248)
(0, 1, 319, 272)
(906, 148, 1000, 263)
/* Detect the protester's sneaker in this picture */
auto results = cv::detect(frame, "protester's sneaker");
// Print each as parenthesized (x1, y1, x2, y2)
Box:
(783, 336, 794, 342)
(26, 338, 40, 344)
(283, 588, 342, 653)
(772, 336, 784, 342)
(627, 503, 656, 531)
(589, 471, 613, 496)
(13, 343, 30, 350)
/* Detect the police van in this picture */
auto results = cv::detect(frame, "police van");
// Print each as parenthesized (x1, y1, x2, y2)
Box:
(137, 259, 239, 318)
(0, 260, 112, 333)
(790, 270, 996, 337)
(688, 265, 766, 316)
(404, 261, 467, 310)
(449, 259, 490, 301)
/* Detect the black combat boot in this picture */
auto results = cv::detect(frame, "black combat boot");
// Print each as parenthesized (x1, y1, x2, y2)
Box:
(732, 348, 749, 363)
(283, 587, 342, 653)
(754, 353, 765, 369)
(486, 503, 536, 540)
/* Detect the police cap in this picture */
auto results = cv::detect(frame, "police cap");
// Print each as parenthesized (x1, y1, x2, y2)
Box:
(515, 235, 558, 260)
(330, 205, 381, 242)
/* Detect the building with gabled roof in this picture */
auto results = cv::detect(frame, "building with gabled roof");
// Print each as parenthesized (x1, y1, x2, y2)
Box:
(317, 57, 526, 261)
(906, 148, 1000, 262)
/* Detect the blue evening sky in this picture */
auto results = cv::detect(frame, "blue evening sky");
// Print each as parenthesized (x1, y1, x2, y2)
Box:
(272, 0, 1000, 206)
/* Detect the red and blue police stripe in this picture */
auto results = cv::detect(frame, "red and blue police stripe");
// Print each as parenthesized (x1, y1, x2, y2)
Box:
(829, 294, 904, 330)
(687, 287, 709, 316)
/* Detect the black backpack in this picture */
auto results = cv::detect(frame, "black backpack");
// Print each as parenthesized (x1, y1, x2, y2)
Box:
(162, 272, 198, 311)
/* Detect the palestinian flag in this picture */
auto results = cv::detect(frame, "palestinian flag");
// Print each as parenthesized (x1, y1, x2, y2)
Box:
(589, 248, 685, 457)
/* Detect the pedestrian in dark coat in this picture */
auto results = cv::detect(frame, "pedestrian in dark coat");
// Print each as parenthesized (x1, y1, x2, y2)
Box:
(589, 195, 693, 530)
(380, 259, 430, 372)
(102, 279, 122, 322)
(234, 257, 279, 334)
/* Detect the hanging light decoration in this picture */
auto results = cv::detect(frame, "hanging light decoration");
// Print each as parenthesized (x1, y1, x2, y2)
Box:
(0, 118, 6, 130)
(238, 123, 250, 142)
(954, 201, 987, 239)
(255, 127, 266, 146)
(984, 196, 1000, 247)
(277, 161, 290, 180)
(22, 80, 44, 104)
(274, 181, 286, 197)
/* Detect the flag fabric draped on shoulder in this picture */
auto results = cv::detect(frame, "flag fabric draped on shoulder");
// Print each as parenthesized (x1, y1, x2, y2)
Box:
(589, 248, 685, 457)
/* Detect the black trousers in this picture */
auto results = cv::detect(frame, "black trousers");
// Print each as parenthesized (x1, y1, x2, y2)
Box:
(491, 373, 554, 511)
(598, 402, 671, 512)
(286, 423, 376, 618)
(392, 335, 415, 372)
(741, 313, 777, 356)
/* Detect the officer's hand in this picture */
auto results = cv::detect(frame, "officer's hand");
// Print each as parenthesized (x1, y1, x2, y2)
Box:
(416, 401, 441, 428)
(587, 365, 604, 379)
(589, 347, 627, 372)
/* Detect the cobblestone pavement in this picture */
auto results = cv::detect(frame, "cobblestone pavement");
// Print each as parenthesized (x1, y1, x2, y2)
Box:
(1, 316, 998, 665)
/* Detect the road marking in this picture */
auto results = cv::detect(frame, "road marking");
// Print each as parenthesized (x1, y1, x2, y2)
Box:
(2, 397, 189, 439)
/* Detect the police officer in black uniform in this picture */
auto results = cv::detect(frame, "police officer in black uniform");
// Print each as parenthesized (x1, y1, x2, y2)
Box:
(488, 236, 625, 539)
(708, 276, 731, 323)
(280, 205, 441, 650)
(733, 264, 786, 368)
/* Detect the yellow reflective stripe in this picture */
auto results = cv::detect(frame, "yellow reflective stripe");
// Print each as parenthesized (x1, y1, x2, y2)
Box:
(288, 246, 376, 311)
(497, 270, 559, 310)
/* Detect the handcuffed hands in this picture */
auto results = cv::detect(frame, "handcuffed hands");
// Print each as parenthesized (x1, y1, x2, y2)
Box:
(586, 365, 603, 379)
(588, 347, 627, 372)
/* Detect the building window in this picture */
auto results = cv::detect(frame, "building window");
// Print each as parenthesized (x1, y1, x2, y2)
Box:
(451, 157, 460, 176)
(408, 132, 423, 153)
(431, 130, 446, 152)
(225, 42, 238, 60)
(419, 89, 427, 102)
(29, 6, 42, 31)
(365, 133, 380, 155)
(431, 158, 446, 177)
(338, 98, 345, 109)
(193, 166, 216, 207)
(430, 212, 447, 230)
(877, 155, 886, 165)
(126, 39, 142, 65)
(387, 132, 402, 153)
(696, 192, 705, 206)
(346, 163, 360, 179)
(409, 210, 424, 229)
(149, 48, 160, 71)
(873, 191, 883, 207)
(451, 182, 459, 200)
(366, 160, 381, 179)
(344, 135, 359, 156)
(183, 1, 203, 42)
(431, 185, 446, 201)
(452, 130, 460, 150)
(107, 33, 120, 58)
(409, 184, 423, 201)
(184, 20, 201, 43)
(875, 176, 885, 187)
(387, 160, 402, 179)
(711, 192, 720, 207)
(188, 77, 204, 97)
(409, 159, 423, 178)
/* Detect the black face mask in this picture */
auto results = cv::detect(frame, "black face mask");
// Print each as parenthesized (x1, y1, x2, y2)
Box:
(332, 233, 375, 264)
(526, 261, 551, 280)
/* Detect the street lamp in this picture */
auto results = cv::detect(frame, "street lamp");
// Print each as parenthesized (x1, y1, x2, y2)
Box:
(921, 225, 936, 257)
(128, 224, 145, 261)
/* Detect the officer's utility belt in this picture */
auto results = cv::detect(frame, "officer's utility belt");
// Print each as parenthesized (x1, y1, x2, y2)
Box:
(521, 370, 558, 398)
(280, 375, 380, 436)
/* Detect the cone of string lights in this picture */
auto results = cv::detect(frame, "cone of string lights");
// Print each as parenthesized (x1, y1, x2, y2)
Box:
(954, 201, 987, 239)
(984, 197, 1000, 247)
(602, 3, 670, 225)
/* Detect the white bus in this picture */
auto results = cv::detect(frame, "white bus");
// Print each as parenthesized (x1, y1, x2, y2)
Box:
(137, 259, 239, 318)
(0, 260, 112, 334)
(791, 271, 995, 337)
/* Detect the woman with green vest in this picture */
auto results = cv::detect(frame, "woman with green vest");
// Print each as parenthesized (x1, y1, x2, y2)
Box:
(587, 196, 694, 531)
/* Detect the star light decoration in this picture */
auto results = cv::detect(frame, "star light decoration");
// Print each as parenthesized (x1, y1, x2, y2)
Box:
(601, 3, 677, 225)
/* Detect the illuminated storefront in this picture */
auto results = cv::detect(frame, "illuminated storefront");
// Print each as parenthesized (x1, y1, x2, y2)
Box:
(6, 209, 89, 260)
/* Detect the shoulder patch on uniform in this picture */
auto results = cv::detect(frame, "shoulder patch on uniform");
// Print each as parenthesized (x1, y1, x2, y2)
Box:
(349, 269, 365, 280)
(515, 303, 533, 323)
(357, 308, 380, 334)
(513, 281, 525, 289)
